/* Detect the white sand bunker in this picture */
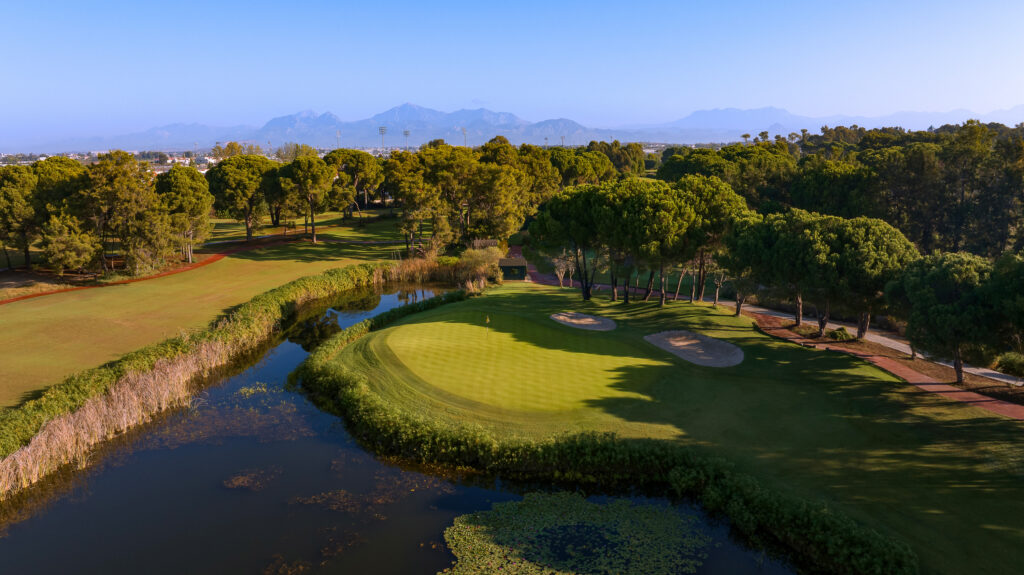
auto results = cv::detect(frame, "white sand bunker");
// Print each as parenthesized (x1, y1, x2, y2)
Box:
(645, 330, 744, 367)
(550, 312, 617, 331)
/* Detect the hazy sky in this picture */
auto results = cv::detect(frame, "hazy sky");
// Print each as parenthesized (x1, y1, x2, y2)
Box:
(4, 0, 1024, 143)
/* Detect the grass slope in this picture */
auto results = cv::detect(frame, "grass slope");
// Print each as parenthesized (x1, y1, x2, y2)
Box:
(337, 283, 1024, 575)
(0, 240, 393, 407)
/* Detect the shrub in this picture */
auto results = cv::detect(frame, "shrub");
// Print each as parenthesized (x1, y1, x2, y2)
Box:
(828, 327, 854, 341)
(996, 352, 1024, 377)
(458, 247, 503, 283)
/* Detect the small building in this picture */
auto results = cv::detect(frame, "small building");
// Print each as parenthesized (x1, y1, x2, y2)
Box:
(499, 257, 528, 280)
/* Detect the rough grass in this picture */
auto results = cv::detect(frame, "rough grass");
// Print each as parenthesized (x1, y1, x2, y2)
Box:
(334, 283, 1024, 575)
(0, 240, 395, 407)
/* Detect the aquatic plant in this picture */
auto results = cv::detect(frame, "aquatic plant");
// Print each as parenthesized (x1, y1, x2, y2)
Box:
(441, 492, 710, 575)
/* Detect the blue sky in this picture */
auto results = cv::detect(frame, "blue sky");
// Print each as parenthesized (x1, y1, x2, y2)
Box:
(3, 0, 1024, 143)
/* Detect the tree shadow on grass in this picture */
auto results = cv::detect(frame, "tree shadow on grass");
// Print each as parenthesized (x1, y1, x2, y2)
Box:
(225, 242, 394, 264)
(584, 351, 1024, 573)
(409, 288, 1024, 571)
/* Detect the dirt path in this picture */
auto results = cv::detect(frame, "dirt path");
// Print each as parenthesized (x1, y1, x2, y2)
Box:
(513, 247, 1024, 420)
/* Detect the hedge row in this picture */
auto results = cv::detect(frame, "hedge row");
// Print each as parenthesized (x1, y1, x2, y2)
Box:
(296, 294, 919, 575)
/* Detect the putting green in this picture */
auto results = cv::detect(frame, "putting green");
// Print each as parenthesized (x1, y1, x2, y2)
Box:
(333, 283, 1024, 575)
(385, 310, 667, 412)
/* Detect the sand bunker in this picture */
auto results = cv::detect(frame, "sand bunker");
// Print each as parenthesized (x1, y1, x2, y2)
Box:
(644, 330, 744, 367)
(550, 312, 617, 331)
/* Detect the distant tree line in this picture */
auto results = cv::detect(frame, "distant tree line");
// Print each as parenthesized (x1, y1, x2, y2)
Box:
(0, 153, 214, 275)
(0, 136, 642, 275)
(656, 120, 1024, 258)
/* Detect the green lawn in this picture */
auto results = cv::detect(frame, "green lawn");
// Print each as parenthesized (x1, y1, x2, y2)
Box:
(0, 240, 394, 408)
(335, 283, 1024, 575)
(208, 210, 408, 244)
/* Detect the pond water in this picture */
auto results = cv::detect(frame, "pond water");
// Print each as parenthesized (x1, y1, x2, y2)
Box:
(0, 285, 793, 574)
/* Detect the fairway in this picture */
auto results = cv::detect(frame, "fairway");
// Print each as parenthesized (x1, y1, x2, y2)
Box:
(335, 283, 1024, 575)
(0, 240, 393, 407)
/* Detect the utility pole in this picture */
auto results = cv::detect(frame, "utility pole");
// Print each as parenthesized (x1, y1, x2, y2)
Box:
(403, 129, 410, 151)
(378, 126, 387, 152)
(561, 135, 565, 147)
(544, 136, 548, 149)
(336, 130, 341, 149)
(461, 127, 467, 147)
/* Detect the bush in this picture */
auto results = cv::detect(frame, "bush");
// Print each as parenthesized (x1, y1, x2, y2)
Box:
(458, 247, 503, 283)
(296, 298, 920, 575)
(996, 352, 1024, 377)
(828, 327, 854, 341)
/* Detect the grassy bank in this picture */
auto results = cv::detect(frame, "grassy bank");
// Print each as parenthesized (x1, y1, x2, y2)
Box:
(0, 239, 395, 407)
(296, 287, 918, 575)
(0, 262, 395, 498)
(304, 283, 1024, 575)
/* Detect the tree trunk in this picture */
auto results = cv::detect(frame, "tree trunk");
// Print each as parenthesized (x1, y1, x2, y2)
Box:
(21, 229, 31, 268)
(794, 291, 803, 326)
(953, 345, 964, 384)
(622, 272, 631, 304)
(309, 198, 318, 243)
(857, 311, 871, 339)
(673, 269, 684, 301)
(659, 264, 667, 306)
(1, 243, 11, 269)
(689, 269, 697, 303)
(245, 206, 254, 241)
(697, 254, 707, 302)
(713, 273, 724, 306)
(609, 268, 618, 302)
(817, 300, 830, 338)
(735, 292, 746, 317)
(643, 270, 655, 302)
(573, 247, 590, 301)
(910, 346, 917, 360)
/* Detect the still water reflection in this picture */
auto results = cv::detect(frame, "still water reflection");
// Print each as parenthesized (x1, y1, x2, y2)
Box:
(0, 286, 792, 574)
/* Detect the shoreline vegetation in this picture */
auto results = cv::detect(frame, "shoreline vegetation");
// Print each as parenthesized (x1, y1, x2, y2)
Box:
(0, 262, 398, 498)
(0, 253, 496, 499)
(295, 289, 919, 575)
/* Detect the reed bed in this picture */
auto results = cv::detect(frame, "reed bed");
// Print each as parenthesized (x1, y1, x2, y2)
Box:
(0, 262, 390, 499)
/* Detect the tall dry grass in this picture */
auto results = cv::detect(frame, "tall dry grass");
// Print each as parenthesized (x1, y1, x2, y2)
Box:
(0, 262, 390, 500)
(0, 340, 228, 495)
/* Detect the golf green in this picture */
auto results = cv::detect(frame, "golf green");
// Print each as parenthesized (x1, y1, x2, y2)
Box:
(334, 283, 1024, 575)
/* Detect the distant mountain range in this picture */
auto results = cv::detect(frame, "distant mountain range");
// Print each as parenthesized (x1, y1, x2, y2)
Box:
(9, 103, 1024, 154)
